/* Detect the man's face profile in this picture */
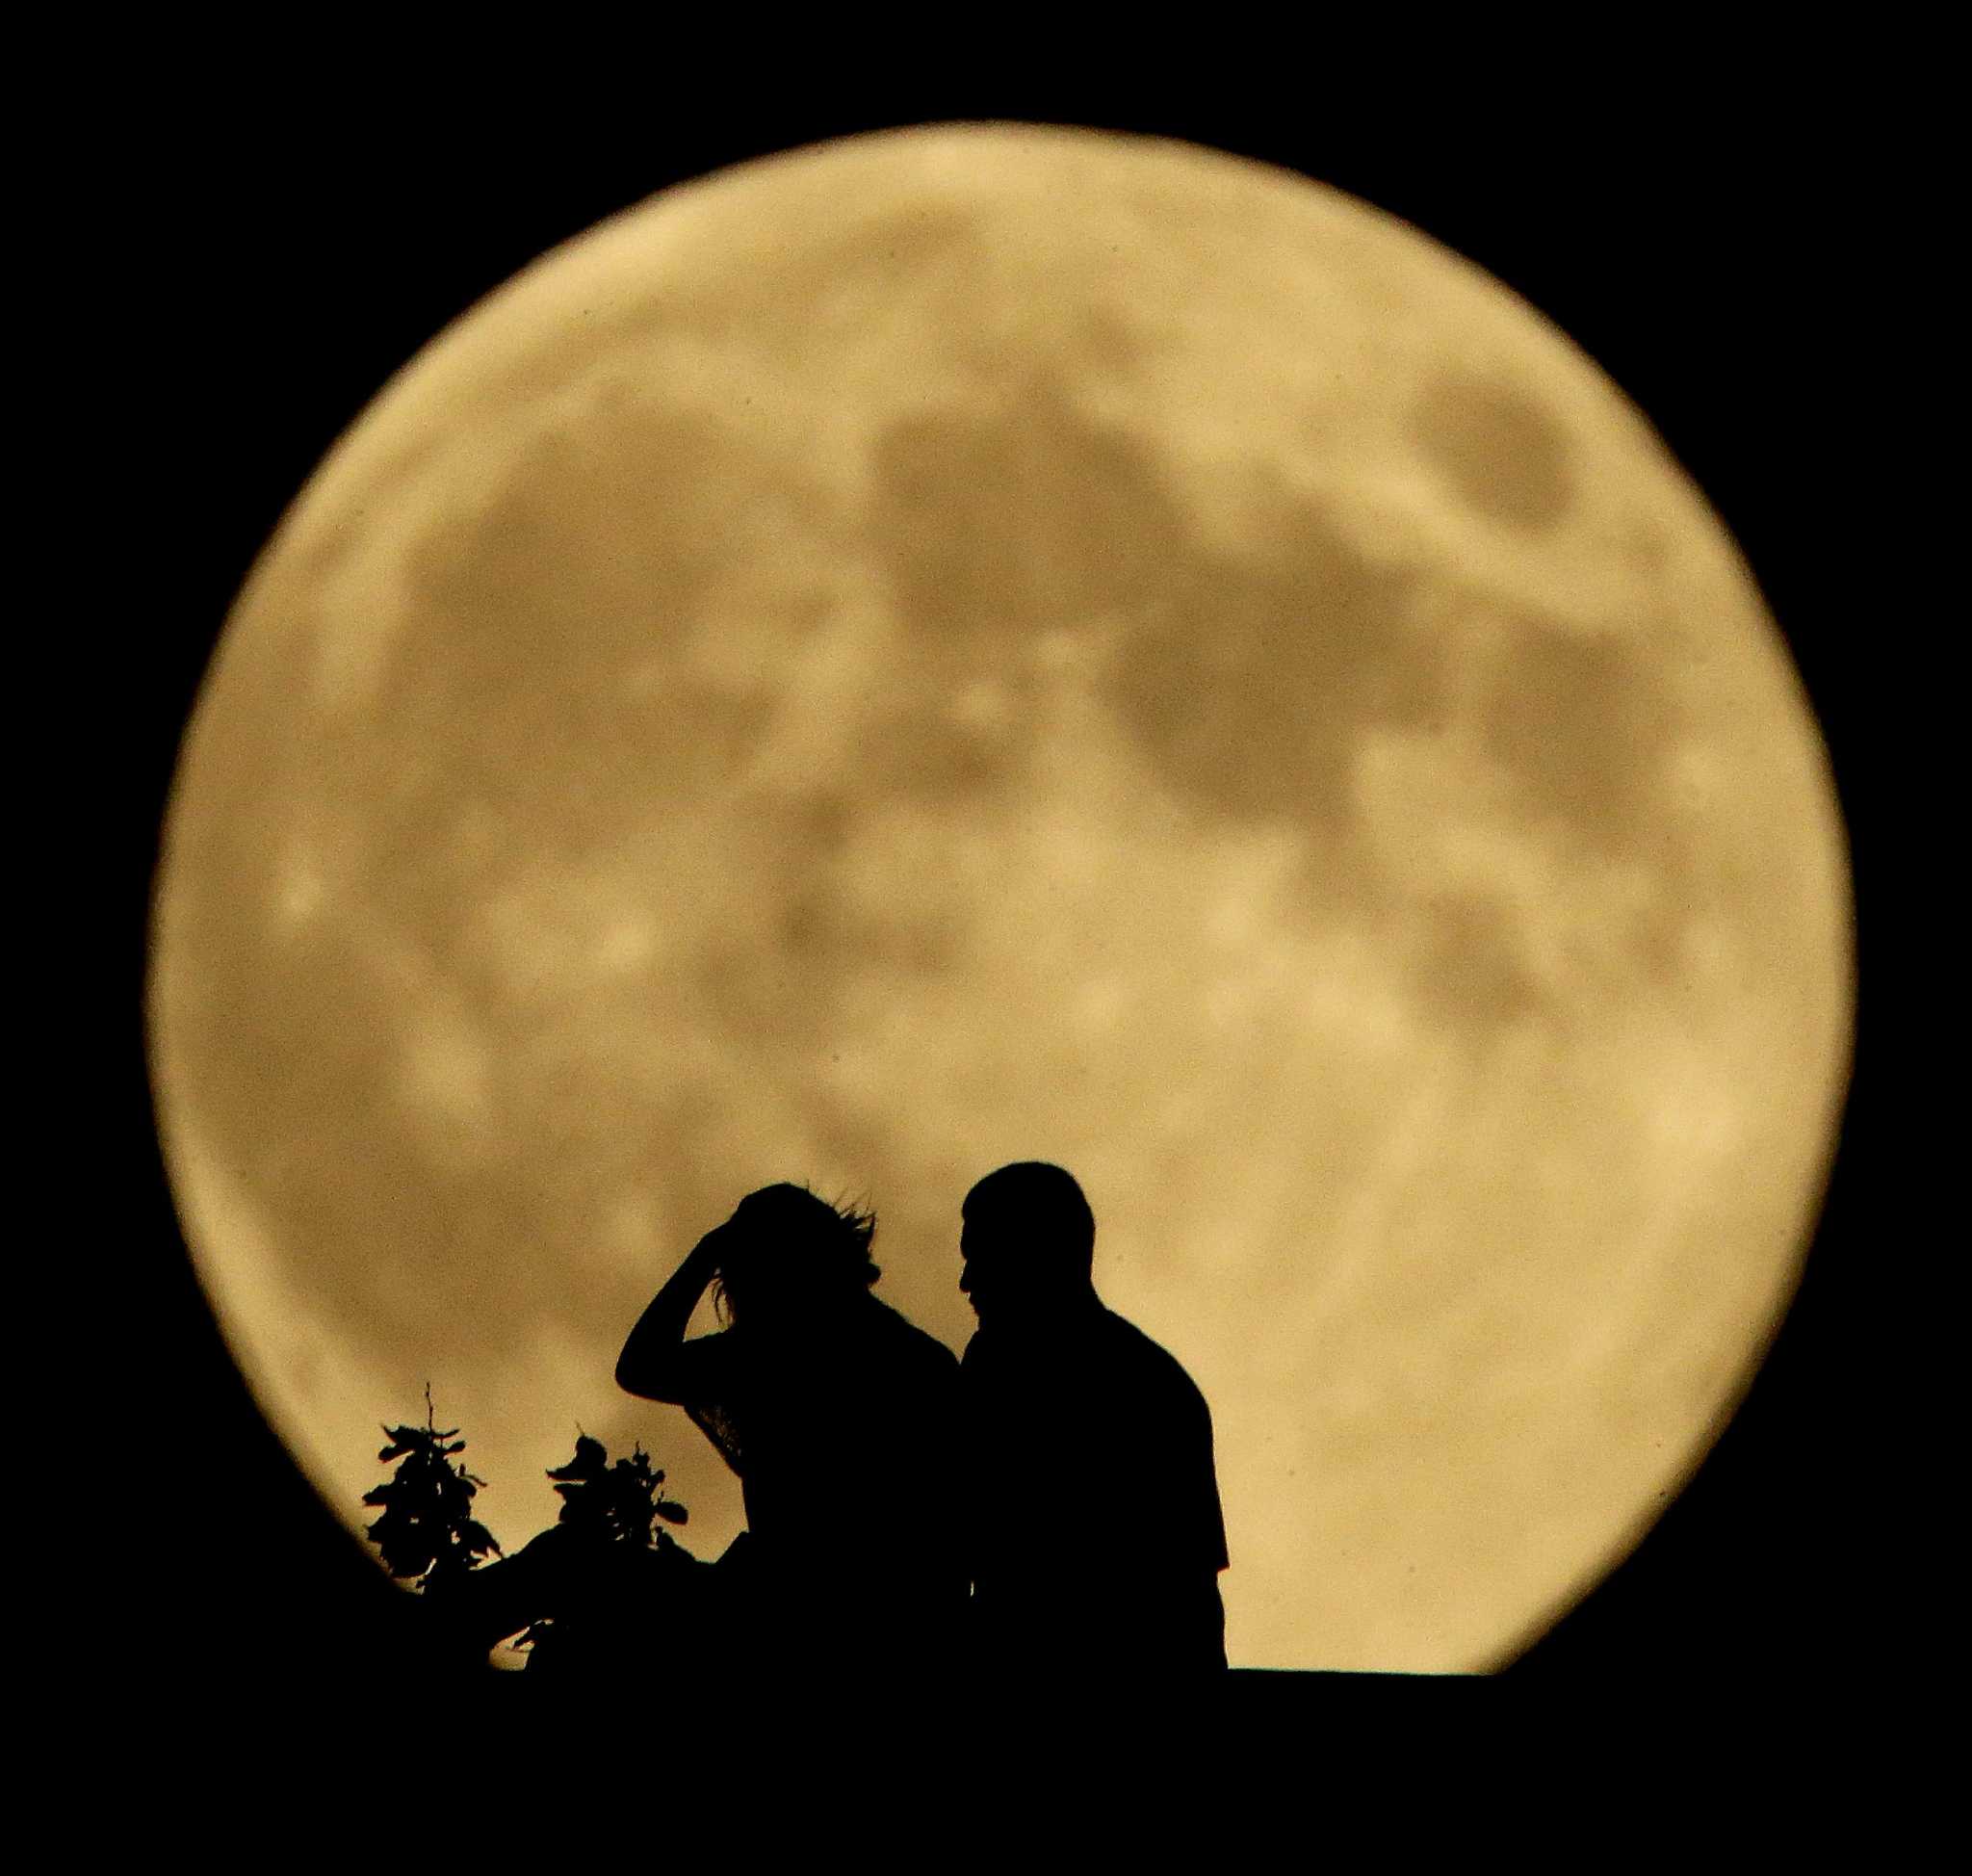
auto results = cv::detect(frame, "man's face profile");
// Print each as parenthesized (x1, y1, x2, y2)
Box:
(961, 1165, 1094, 1328)
(957, 1206, 1006, 1325)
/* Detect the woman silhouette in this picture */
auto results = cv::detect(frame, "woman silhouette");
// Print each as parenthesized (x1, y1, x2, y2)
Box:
(614, 1183, 967, 1679)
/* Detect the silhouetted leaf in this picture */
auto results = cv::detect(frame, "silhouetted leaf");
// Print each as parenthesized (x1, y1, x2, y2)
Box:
(655, 1501, 688, 1525)
(461, 1520, 502, 1557)
(545, 1435, 609, 1482)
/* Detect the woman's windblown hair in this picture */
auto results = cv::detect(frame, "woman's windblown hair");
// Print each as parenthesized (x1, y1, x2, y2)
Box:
(712, 1182, 880, 1321)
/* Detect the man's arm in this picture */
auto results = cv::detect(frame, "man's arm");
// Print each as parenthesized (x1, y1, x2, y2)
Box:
(615, 1225, 730, 1401)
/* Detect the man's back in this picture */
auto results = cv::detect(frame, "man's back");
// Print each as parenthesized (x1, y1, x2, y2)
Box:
(962, 1303, 1228, 1675)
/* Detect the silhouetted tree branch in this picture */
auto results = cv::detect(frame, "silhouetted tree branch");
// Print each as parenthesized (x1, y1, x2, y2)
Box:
(360, 1383, 503, 1591)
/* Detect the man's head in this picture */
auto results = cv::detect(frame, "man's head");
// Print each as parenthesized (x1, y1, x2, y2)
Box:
(959, 1160, 1097, 1327)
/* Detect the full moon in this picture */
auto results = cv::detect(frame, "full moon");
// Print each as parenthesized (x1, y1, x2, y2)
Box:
(147, 123, 1852, 1673)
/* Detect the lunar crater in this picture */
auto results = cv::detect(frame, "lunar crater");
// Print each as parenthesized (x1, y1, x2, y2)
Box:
(1411, 368, 1578, 530)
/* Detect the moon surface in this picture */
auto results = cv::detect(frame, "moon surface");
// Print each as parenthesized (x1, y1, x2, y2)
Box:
(147, 123, 1852, 1673)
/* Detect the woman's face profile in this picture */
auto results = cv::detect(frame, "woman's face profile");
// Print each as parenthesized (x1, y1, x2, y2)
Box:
(713, 1222, 769, 1325)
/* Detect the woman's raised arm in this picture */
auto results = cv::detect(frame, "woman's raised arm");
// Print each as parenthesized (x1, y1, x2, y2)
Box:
(615, 1223, 731, 1401)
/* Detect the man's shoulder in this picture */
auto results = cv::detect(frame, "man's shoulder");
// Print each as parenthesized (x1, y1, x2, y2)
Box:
(1094, 1306, 1179, 1364)
(1097, 1310, 1211, 1409)
(963, 1308, 1207, 1393)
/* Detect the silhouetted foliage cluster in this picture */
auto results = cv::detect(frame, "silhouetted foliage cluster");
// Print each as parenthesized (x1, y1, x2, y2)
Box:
(515, 1433, 689, 1662)
(360, 1396, 697, 1677)
(361, 1385, 502, 1592)
(544, 1433, 688, 1549)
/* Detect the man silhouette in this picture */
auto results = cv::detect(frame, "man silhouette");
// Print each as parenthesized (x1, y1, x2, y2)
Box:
(957, 1161, 1229, 1680)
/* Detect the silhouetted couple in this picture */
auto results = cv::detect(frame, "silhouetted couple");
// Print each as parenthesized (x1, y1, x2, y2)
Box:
(610, 1161, 1229, 1688)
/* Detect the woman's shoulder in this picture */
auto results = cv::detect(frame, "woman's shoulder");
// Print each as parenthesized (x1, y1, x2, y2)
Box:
(865, 1296, 963, 1375)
